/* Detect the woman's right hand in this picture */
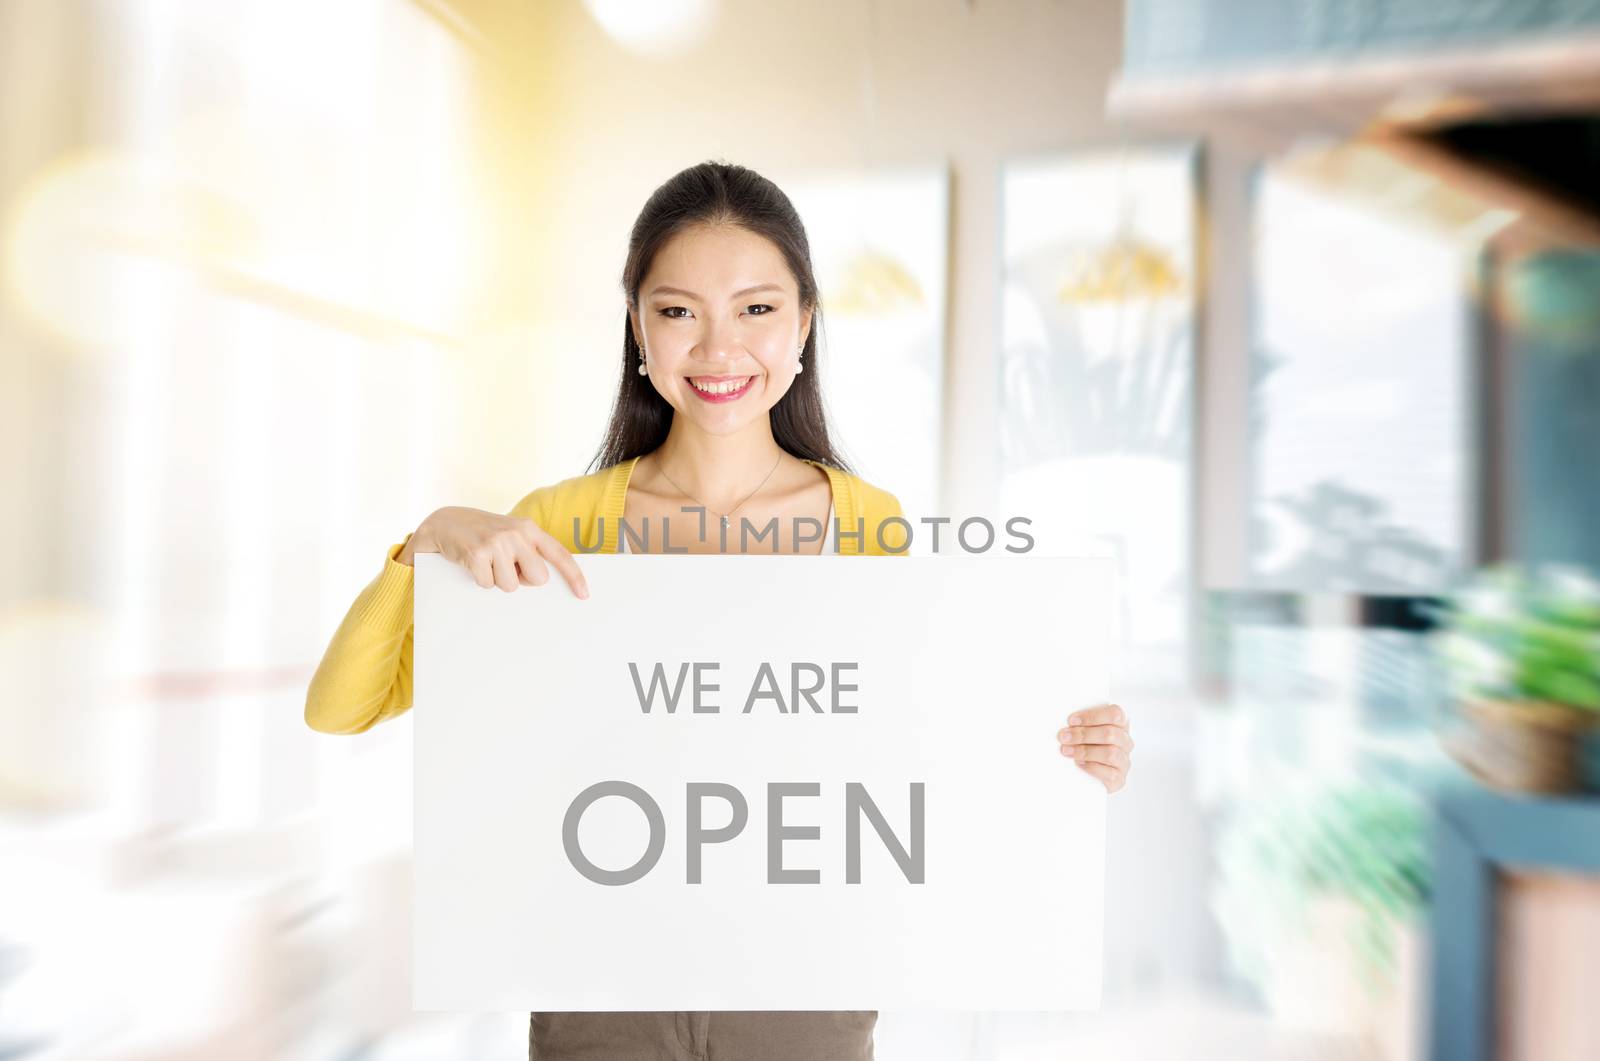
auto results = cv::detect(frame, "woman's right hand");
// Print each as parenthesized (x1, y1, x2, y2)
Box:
(398, 507, 589, 599)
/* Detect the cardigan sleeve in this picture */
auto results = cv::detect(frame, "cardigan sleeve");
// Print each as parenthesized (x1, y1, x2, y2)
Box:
(303, 536, 418, 734)
(304, 488, 570, 735)
(303, 467, 890, 735)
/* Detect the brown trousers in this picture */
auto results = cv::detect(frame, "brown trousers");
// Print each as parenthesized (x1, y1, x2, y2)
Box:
(528, 1011, 877, 1060)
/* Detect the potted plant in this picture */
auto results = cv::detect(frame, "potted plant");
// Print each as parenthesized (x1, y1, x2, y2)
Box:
(1436, 564, 1600, 793)
(1213, 779, 1432, 1047)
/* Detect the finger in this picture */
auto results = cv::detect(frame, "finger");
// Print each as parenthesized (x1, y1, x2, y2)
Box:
(511, 536, 549, 587)
(1067, 703, 1126, 729)
(1071, 744, 1131, 772)
(517, 552, 551, 588)
(1056, 724, 1132, 750)
(1075, 759, 1124, 793)
(466, 549, 496, 589)
(510, 520, 547, 586)
(537, 537, 590, 600)
(491, 542, 521, 592)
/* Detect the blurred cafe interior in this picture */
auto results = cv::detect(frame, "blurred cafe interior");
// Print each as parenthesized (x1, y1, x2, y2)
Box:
(0, 1, 1598, 1058)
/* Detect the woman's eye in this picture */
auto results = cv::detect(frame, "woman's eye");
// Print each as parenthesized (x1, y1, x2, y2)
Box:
(746, 304, 775, 315)
(658, 307, 691, 319)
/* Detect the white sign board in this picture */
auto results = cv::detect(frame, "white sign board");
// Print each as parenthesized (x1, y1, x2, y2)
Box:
(413, 554, 1111, 1012)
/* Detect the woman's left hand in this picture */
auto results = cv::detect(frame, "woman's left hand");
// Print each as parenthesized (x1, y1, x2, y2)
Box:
(1057, 703, 1133, 793)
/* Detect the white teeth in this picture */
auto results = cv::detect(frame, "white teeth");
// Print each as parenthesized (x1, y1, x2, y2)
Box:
(690, 376, 750, 395)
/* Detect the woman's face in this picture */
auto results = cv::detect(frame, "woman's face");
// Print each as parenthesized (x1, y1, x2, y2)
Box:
(631, 223, 812, 437)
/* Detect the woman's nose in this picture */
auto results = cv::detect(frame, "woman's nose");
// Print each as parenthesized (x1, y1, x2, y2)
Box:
(697, 317, 742, 362)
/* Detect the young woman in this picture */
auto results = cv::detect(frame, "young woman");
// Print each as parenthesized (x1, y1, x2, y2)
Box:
(306, 161, 1135, 1061)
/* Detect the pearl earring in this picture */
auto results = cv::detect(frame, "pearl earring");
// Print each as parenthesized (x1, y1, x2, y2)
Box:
(795, 343, 805, 374)
(637, 344, 648, 376)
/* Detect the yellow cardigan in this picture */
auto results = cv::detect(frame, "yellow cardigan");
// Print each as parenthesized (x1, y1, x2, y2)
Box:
(304, 456, 906, 735)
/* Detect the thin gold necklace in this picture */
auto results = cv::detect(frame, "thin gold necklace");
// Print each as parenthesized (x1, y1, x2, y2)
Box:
(652, 450, 784, 531)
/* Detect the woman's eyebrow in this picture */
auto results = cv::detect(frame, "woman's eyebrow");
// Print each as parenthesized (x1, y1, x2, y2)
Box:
(648, 283, 784, 300)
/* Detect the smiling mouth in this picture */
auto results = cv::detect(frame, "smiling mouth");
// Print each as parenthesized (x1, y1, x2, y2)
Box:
(686, 375, 755, 401)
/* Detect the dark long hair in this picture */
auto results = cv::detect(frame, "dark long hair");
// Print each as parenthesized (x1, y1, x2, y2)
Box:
(587, 161, 853, 474)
